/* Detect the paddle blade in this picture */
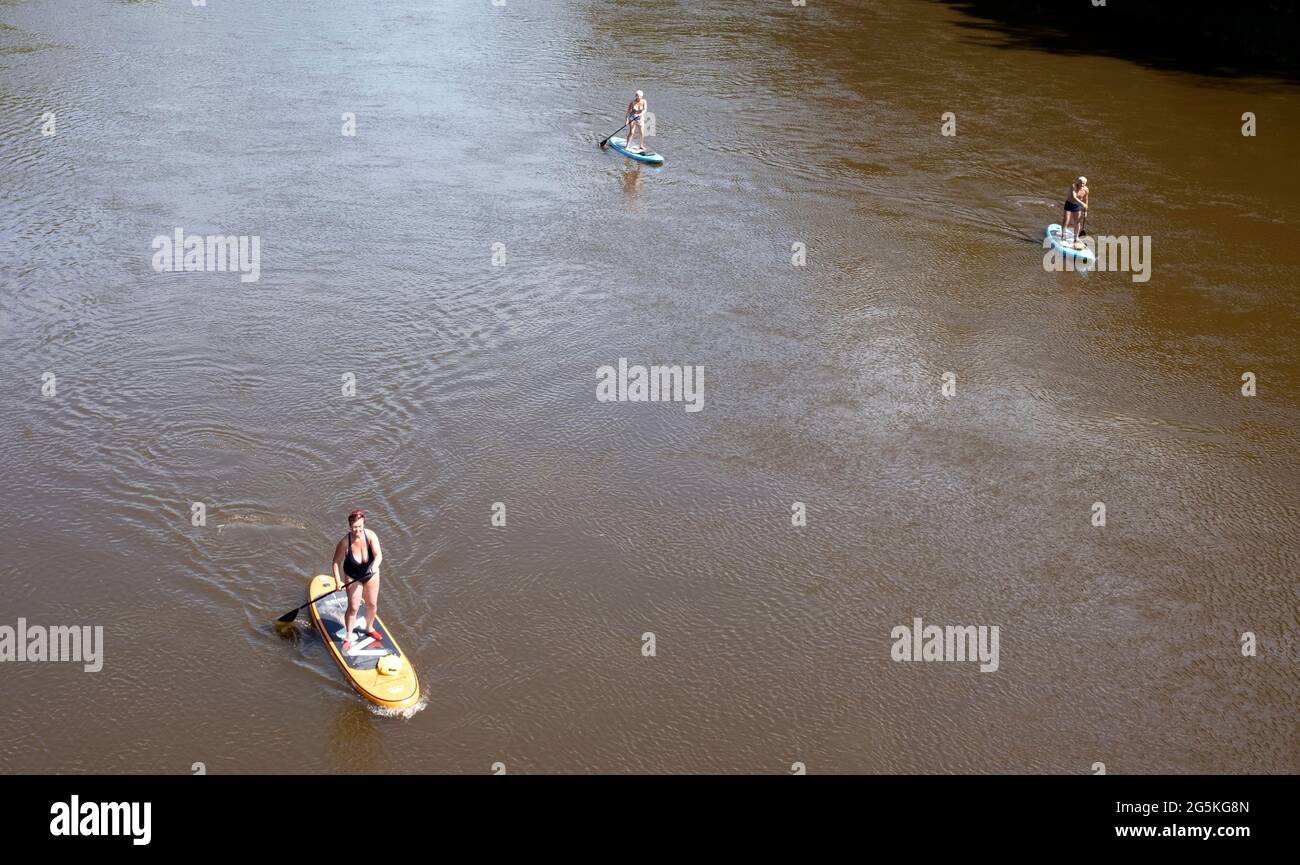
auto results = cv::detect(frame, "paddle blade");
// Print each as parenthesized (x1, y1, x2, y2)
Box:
(277, 607, 300, 623)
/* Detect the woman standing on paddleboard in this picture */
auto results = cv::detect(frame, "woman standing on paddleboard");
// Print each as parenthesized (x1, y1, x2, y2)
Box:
(1062, 176, 1089, 243)
(625, 90, 648, 153)
(331, 509, 383, 651)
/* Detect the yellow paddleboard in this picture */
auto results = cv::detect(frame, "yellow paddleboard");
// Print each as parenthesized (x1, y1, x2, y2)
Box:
(307, 574, 420, 711)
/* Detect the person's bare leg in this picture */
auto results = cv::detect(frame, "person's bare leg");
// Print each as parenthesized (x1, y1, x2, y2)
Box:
(362, 576, 380, 633)
(343, 580, 363, 643)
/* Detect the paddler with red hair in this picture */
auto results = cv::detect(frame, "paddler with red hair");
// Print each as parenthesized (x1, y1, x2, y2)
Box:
(331, 510, 383, 652)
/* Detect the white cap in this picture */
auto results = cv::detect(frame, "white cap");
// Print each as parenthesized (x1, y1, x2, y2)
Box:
(636, 90, 643, 97)
(1077, 176, 1088, 184)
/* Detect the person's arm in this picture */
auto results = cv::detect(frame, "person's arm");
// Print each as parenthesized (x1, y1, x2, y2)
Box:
(368, 530, 383, 573)
(331, 539, 345, 586)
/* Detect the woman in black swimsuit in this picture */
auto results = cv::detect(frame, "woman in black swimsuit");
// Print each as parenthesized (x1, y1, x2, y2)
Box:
(331, 509, 384, 651)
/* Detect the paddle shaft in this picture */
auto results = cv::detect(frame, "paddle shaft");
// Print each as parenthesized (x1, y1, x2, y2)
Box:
(276, 576, 361, 622)
(599, 121, 630, 148)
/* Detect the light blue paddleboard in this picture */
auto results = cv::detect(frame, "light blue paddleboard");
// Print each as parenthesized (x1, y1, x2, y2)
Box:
(1046, 223, 1096, 265)
(608, 136, 664, 165)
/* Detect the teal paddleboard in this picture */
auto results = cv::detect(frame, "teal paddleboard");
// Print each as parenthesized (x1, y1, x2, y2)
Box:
(1046, 223, 1096, 265)
(607, 136, 664, 165)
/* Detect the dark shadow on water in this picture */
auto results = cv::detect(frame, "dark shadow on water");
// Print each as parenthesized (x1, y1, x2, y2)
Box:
(935, 1, 1299, 85)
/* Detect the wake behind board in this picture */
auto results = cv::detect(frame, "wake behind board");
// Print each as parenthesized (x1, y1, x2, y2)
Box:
(1046, 223, 1096, 265)
(607, 136, 665, 165)
(307, 574, 419, 711)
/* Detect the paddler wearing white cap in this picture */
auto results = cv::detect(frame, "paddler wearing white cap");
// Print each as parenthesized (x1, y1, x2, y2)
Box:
(624, 90, 648, 153)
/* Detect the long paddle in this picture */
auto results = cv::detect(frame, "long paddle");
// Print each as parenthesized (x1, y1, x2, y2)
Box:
(599, 120, 630, 149)
(277, 577, 360, 623)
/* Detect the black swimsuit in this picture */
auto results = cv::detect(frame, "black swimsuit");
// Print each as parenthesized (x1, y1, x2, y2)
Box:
(343, 533, 376, 582)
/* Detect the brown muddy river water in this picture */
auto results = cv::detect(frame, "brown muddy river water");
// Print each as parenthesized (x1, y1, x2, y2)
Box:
(1, 1, 1296, 774)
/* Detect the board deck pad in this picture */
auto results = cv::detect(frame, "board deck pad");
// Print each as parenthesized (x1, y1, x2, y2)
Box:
(1046, 223, 1096, 262)
(316, 590, 397, 671)
(608, 136, 664, 164)
(307, 574, 420, 710)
